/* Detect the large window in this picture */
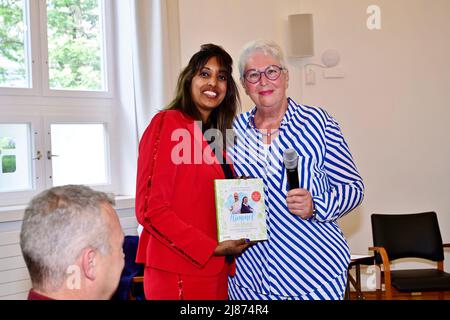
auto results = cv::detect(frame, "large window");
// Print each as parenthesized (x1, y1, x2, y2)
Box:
(0, 0, 116, 206)
(50, 123, 109, 186)
(0, 0, 112, 96)
(0, 0, 31, 88)
(0, 123, 33, 192)
(46, 0, 107, 91)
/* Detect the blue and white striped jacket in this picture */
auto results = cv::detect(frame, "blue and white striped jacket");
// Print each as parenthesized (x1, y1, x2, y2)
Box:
(227, 97, 364, 300)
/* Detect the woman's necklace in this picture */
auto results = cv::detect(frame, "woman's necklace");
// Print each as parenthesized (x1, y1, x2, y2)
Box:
(250, 116, 280, 137)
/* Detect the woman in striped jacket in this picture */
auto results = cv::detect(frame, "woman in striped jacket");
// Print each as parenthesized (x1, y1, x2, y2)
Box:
(227, 40, 364, 300)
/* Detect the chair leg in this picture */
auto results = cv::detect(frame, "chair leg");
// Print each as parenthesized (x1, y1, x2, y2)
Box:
(374, 264, 390, 300)
(344, 284, 350, 300)
(385, 288, 392, 300)
(344, 275, 351, 300)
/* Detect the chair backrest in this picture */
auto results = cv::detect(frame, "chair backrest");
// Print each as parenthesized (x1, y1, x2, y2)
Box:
(112, 235, 144, 300)
(371, 212, 444, 263)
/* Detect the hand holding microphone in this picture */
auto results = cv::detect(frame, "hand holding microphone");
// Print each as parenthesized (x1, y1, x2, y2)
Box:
(283, 148, 315, 220)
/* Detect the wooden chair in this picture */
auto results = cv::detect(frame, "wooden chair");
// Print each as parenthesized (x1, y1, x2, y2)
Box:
(369, 212, 450, 299)
(129, 276, 144, 300)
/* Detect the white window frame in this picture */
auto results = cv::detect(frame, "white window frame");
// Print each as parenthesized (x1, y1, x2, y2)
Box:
(40, 0, 115, 98)
(0, 0, 40, 96)
(43, 113, 116, 193)
(0, 0, 114, 98)
(0, 0, 119, 207)
(0, 106, 117, 206)
(0, 114, 44, 207)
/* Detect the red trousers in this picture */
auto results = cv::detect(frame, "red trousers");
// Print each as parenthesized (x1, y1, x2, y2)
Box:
(143, 265, 230, 300)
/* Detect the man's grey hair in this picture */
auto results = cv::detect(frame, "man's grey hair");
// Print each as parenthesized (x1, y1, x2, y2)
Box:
(238, 39, 288, 79)
(20, 185, 116, 291)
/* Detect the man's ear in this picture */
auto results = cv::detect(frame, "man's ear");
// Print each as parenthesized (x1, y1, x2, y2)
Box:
(81, 248, 97, 280)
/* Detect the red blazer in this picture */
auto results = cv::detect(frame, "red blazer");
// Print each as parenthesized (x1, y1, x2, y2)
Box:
(135, 110, 234, 276)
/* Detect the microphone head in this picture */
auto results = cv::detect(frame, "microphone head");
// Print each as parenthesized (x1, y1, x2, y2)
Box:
(283, 148, 298, 170)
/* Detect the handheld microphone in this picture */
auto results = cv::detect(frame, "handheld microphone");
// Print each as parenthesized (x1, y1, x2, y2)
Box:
(283, 148, 299, 190)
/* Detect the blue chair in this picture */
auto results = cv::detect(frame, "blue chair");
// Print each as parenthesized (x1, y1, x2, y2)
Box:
(112, 235, 145, 300)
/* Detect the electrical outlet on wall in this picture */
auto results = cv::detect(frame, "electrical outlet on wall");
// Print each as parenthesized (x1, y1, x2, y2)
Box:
(305, 66, 315, 85)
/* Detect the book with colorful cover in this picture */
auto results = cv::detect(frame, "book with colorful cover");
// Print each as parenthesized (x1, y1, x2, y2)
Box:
(214, 178, 267, 242)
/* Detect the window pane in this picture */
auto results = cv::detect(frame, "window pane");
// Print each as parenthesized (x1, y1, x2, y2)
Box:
(0, 0, 31, 88)
(47, 0, 106, 91)
(0, 124, 33, 192)
(50, 123, 108, 186)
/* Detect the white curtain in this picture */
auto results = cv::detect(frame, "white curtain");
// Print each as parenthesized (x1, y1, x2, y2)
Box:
(130, 0, 181, 138)
(113, 0, 180, 196)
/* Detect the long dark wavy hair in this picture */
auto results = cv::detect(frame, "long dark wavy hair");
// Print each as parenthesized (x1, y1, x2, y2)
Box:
(167, 44, 240, 142)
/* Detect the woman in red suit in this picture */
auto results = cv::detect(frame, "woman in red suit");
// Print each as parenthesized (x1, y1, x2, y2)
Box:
(135, 44, 251, 300)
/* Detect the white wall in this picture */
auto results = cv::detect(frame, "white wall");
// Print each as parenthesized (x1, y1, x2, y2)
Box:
(179, 0, 450, 289)
(179, 0, 303, 110)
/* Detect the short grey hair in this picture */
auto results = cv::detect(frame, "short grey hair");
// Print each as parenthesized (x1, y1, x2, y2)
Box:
(20, 185, 115, 291)
(238, 40, 288, 79)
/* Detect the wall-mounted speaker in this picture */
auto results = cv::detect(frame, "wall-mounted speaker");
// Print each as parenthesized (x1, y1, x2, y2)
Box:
(287, 14, 314, 58)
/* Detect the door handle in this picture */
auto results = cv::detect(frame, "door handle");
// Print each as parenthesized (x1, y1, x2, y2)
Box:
(47, 151, 59, 160)
(32, 151, 42, 160)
